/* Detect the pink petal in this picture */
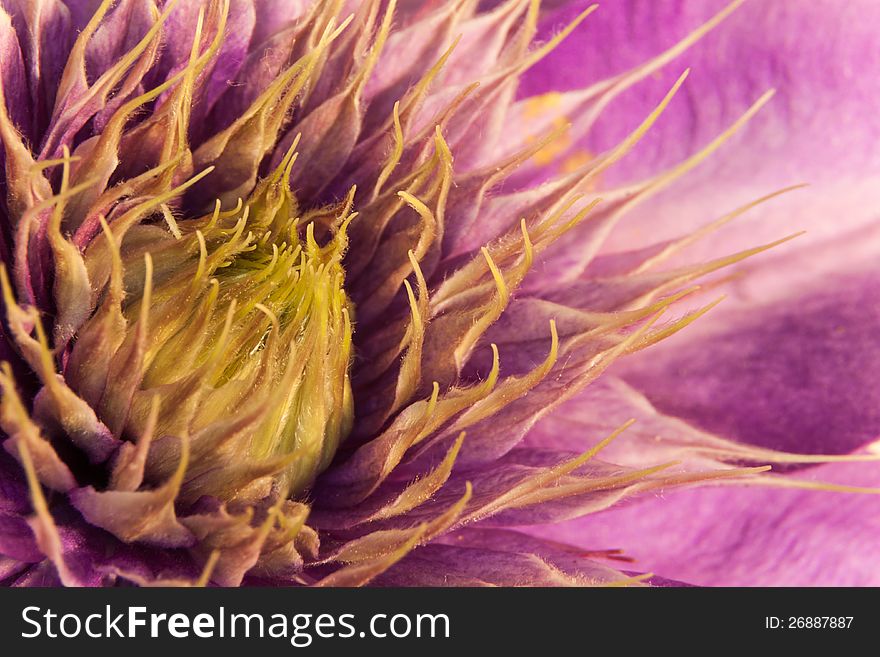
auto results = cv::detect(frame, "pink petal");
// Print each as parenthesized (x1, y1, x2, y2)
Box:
(523, 0, 880, 268)
(528, 461, 880, 586)
(616, 257, 880, 455)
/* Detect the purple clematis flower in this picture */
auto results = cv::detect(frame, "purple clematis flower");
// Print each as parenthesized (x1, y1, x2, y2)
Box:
(0, 0, 876, 587)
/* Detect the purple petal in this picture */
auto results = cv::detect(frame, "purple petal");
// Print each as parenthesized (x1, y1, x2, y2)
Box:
(0, 450, 28, 514)
(60, 1, 103, 32)
(84, 0, 157, 83)
(20, 504, 200, 586)
(528, 461, 880, 586)
(2, 0, 73, 138)
(189, 0, 256, 144)
(251, 0, 307, 46)
(0, 511, 41, 562)
(520, 1, 880, 260)
(374, 528, 633, 586)
(517, 1, 880, 463)
(0, 6, 32, 140)
(617, 261, 880, 455)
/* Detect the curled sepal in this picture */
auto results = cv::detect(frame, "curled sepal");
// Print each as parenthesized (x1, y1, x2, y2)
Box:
(69, 434, 195, 548)
(182, 497, 311, 586)
(0, 363, 76, 493)
(0, 267, 118, 463)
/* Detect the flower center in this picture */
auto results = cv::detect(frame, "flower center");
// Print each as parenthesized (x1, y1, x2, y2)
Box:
(78, 148, 355, 501)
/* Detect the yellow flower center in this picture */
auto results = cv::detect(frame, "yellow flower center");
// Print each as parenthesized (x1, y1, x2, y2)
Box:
(111, 146, 355, 500)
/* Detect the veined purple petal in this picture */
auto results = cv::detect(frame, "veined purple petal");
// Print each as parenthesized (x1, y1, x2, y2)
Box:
(374, 528, 634, 586)
(84, 0, 157, 83)
(617, 259, 880, 456)
(528, 461, 880, 586)
(2, 0, 73, 139)
(523, 0, 880, 264)
(0, 7, 31, 140)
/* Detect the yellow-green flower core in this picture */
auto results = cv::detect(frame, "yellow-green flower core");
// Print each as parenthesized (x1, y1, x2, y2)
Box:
(94, 144, 354, 501)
